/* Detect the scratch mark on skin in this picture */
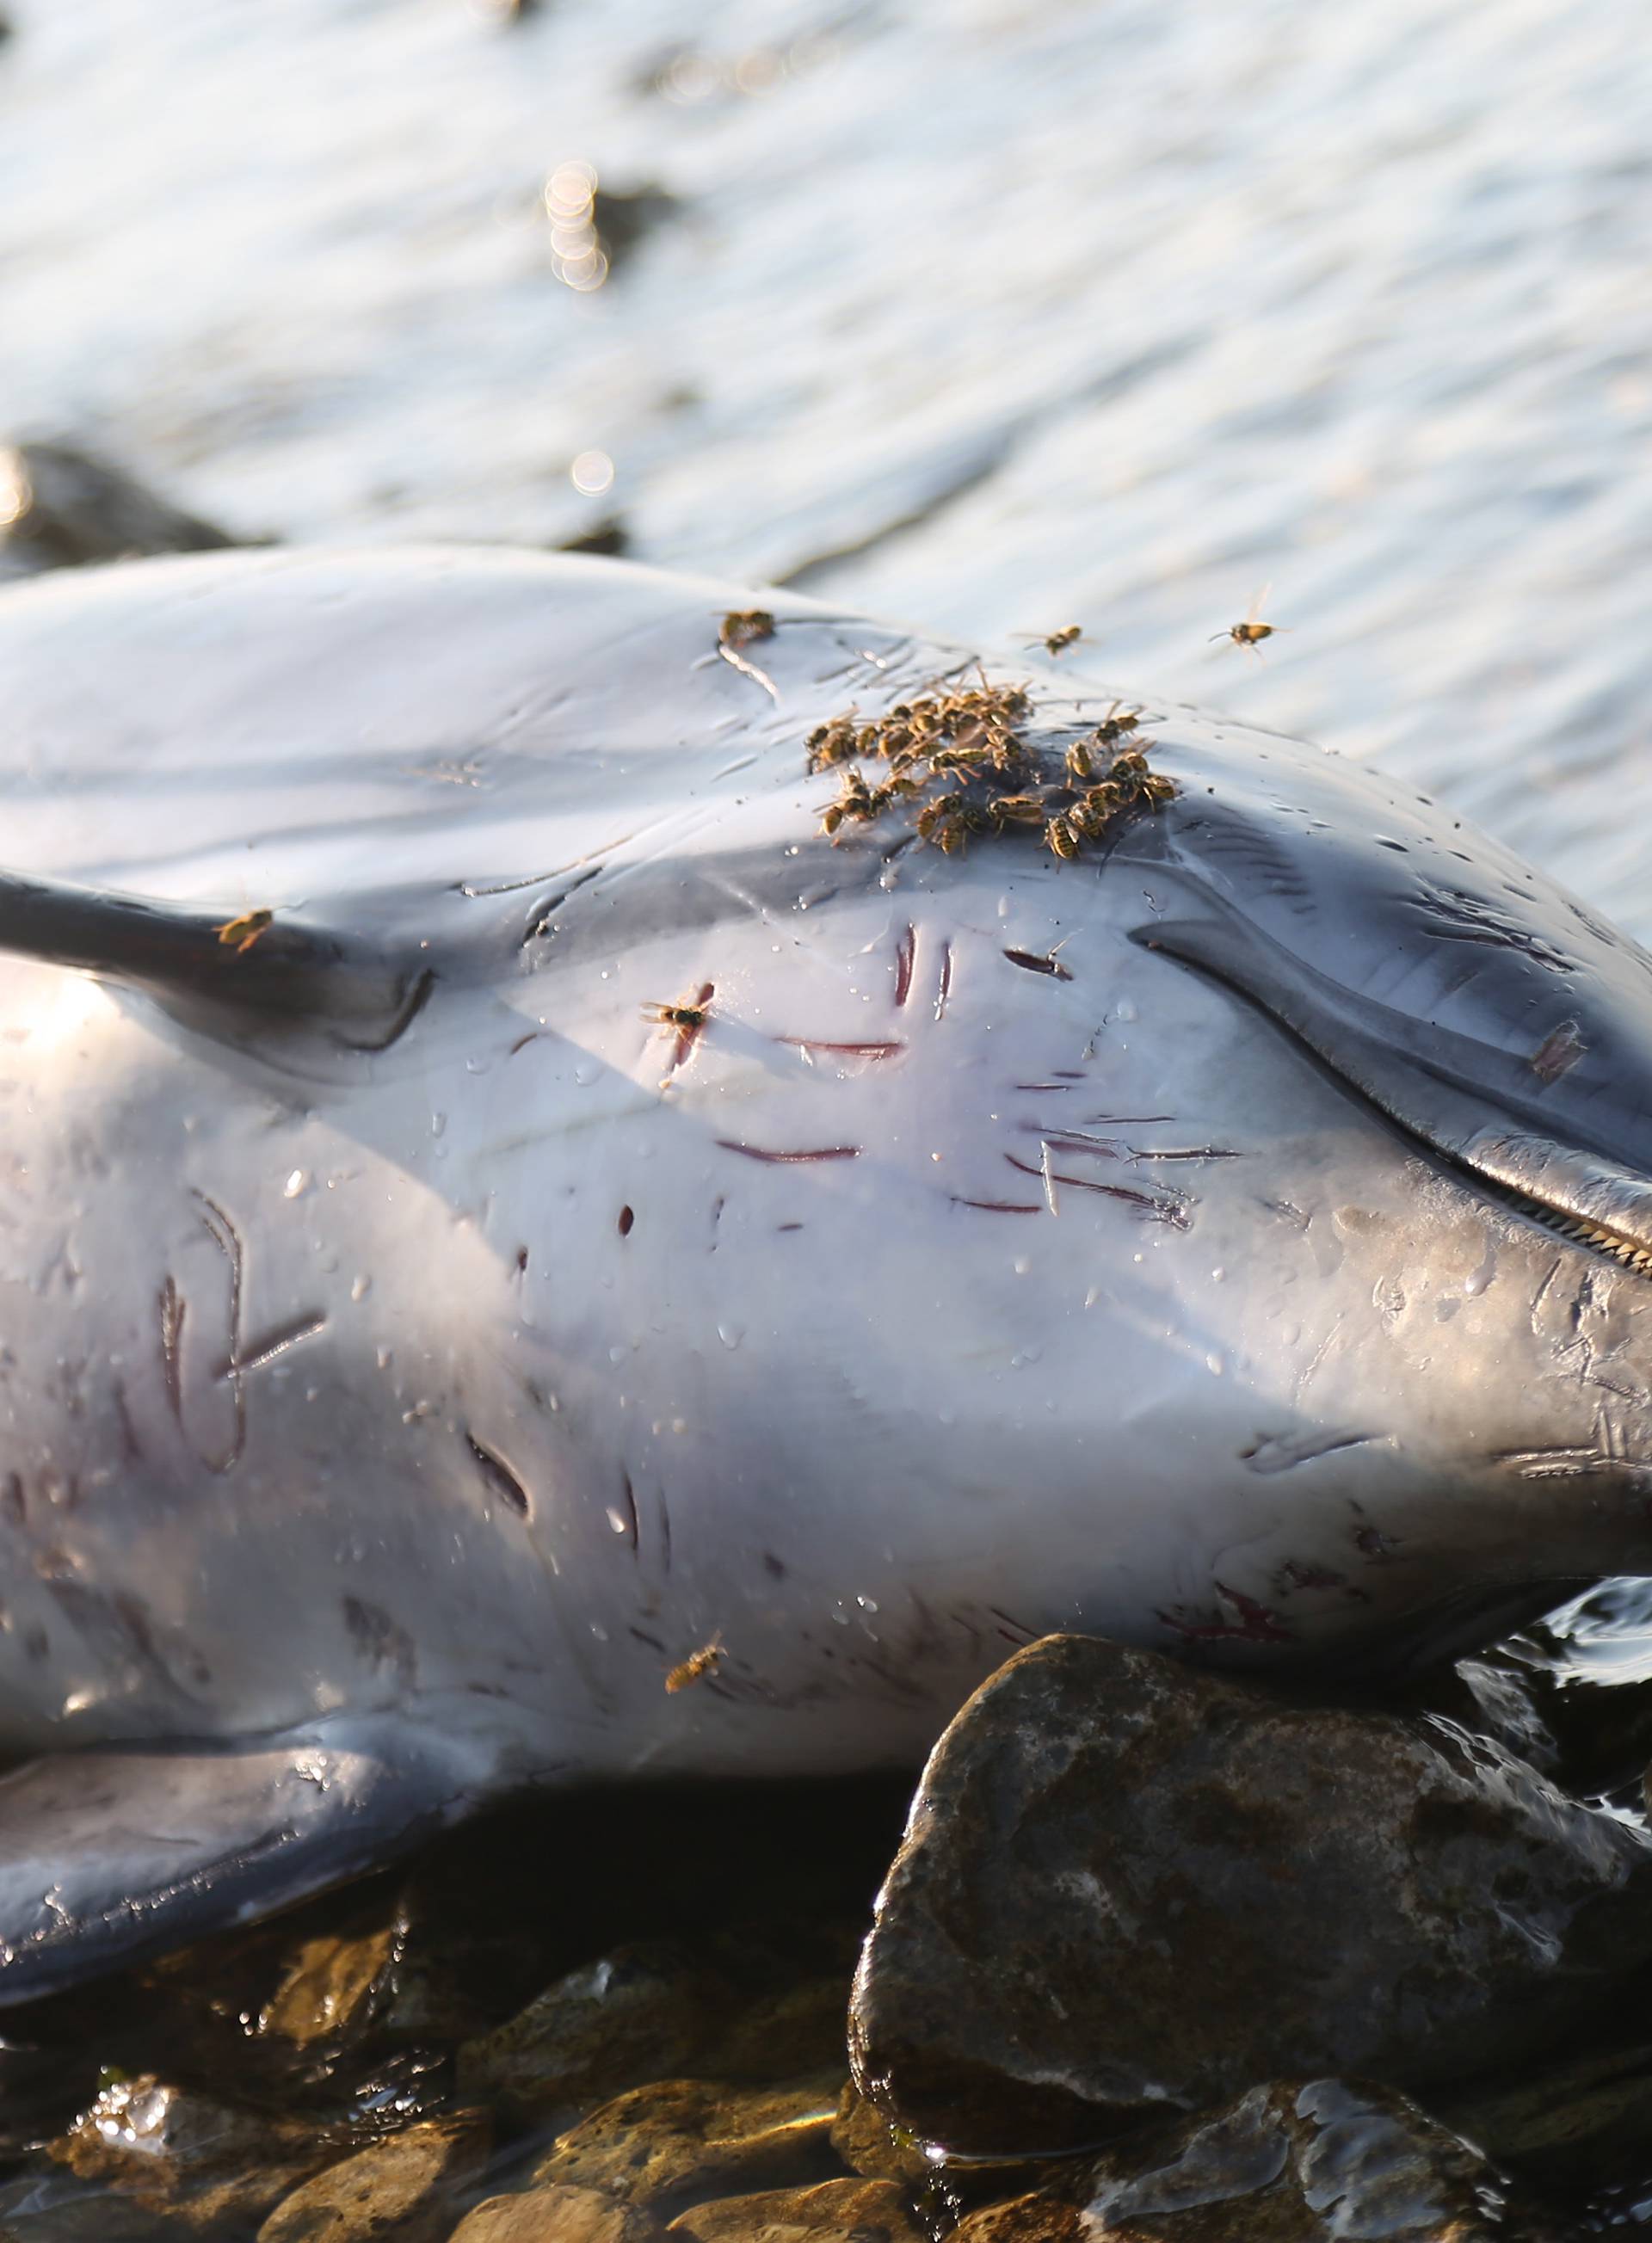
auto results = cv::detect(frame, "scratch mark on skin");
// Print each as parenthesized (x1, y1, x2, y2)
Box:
(774, 1037, 907, 1060)
(334, 969, 435, 1056)
(1027, 1125, 1238, 1164)
(894, 923, 917, 1008)
(1039, 1140, 1059, 1217)
(1491, 1445, 1613, 1480)
(716, 641, 780, 701)
(935, 941, 953, 1021)
(1530, 1256, 1563, 1333)
(466, 1433, 531, 1519)
(951, 1195, 1042, 1214)
(658, 1492, 673, 1574)
(158, 1277, 186, 1429)
(1003, 1154, 1189, 1226)
(1085, 1112, 1175, 1125)
(1276, 1561, 1349, 1593)
(1353, 1524, 1402, 1557)
(1242, 1430, 1378, 1475)
(163, 1193, 327, 1475)
(989, 1605, 1039, 1646)
(1016, 1083, 1072, 1093)
(1003, 948, 1073, 979)
(1159, 1582, 1294, 1644)
(218, 1314, 325, 1378)
(509, 1032, 544, 1057)
(618, 1205, 635, 1237)
(620, 1470, 640, 1556)
(716, 1141, 861, 1163)
(518, 862, 604, 937)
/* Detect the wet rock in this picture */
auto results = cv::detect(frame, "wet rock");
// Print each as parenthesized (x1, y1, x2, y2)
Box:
(700, 1975, 853, 2084)
(1442, 2036, 1652, 2191)
(259, 1920, 403, 2050)
(829, 2084, 930, 2187)
(851, 1634, 1652, 2154)
(450, 2186, 665, 2242)
(256, 2109, 488, 2241)
(456, 1941, 731, 2125)
(532, 2074, 845, 2211)
(0, 441, 243, 574)
(665, 2176, 928, 2241)
(946, 2078, 1549, 2242)
(44, 2072, 331, 2232)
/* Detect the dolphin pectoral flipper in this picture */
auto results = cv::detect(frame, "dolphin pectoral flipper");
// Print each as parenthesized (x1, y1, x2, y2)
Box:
(0, 1726, 473, 2006)
(0, 866, 432, 1052)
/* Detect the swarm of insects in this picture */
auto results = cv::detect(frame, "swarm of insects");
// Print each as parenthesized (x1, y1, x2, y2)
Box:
(804, 674, 1174, 865)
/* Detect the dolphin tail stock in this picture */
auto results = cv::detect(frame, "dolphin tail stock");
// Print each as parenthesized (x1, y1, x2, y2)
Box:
(0, 866, 437, 1056)
(0, 1721, 479, 2005)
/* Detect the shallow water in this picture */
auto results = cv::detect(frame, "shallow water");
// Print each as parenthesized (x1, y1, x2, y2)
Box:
(7, 0, 1652, 2228)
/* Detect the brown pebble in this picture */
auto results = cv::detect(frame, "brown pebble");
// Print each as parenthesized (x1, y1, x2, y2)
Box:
(666, 2175, 928, 2241)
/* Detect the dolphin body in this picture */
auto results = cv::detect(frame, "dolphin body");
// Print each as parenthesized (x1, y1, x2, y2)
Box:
(0, 545, 1648, 1999)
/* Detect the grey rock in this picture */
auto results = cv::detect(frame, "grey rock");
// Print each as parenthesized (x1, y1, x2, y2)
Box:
(0, 441, 242, 576)
(851, 1634, 1652, 2154)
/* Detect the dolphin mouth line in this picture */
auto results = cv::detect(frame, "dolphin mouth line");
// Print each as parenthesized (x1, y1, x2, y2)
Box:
(1156, 943, 1652, 1283)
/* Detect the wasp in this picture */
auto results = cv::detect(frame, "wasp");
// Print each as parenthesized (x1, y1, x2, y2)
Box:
(665, 1632, 724, 1692)
(1211, 588, 1287, 652)
(718, 609, 775, 650)
(214, 909, 274, 955)
(917, 793, 1002, 854)
(1019, 625, 1082, 657)
(805, 715, 861, 773)
(989, 792, 1054, 828)
(1094, 701, 1143, 743)
(643, 983, 715, 1075)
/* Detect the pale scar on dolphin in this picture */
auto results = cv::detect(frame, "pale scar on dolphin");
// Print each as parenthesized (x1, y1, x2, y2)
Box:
(0, 545, 1646, 1999)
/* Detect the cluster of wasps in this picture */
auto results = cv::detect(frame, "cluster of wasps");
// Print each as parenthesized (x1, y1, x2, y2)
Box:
(805, 677, 1174, 862)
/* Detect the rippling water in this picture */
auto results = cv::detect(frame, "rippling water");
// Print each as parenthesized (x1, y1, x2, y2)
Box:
(6, 0, 1652, 2221)
(4, 0, 1652, 924)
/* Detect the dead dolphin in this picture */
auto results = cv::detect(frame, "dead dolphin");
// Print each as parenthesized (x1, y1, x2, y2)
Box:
(0, 545, 1648, 1999)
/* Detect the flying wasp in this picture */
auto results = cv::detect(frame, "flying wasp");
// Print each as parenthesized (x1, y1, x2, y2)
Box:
(643, 983, 715, 1075)
(1018, 625, 1083, 658)
(1211, 588, 1288, 653)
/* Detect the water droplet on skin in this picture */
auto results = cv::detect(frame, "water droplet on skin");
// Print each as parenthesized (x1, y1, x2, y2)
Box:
(573, 1063, 598, 1087)
(1206, 1353, 1225, 1376)
(431, 1112, 447, 1137)
(1083, 1285, 1100, 1309)
(283, 1169, 308, 1199)
(857, 1594, 879, 1613)
(609, 1345, 626, 1364)
(375, 1347, 392, 1371)
(829, 1605, 850, 1625)
(1013, 1256, 1032, 1276)
(1211, 1266, 1225, 1282)
(350, 1275, 372, 1302)
(717, 1322, 743, 1349)
(1114, 998, 1138, 1023)
(589, 1620, 609, 1642)
(605, 1507, 629, 1536)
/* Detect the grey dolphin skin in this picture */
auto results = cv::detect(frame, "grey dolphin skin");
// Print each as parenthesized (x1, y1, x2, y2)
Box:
(0, 545, 1649, 2000)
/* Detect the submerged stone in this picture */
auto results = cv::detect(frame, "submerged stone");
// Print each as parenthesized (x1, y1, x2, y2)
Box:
(44, 2073, 330, 2233)
(450, 2184, 665, 2241)
(532, 2074, 846, 2211)
(664, 2175, 928, 2240)
(851, 1635, 1652, 2154)
(256, 2108, 489, 2241)
(829, 2083, 931, 2186)
(946, 2078, 1551, 2242)
(456, 1941, 730, 2124)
